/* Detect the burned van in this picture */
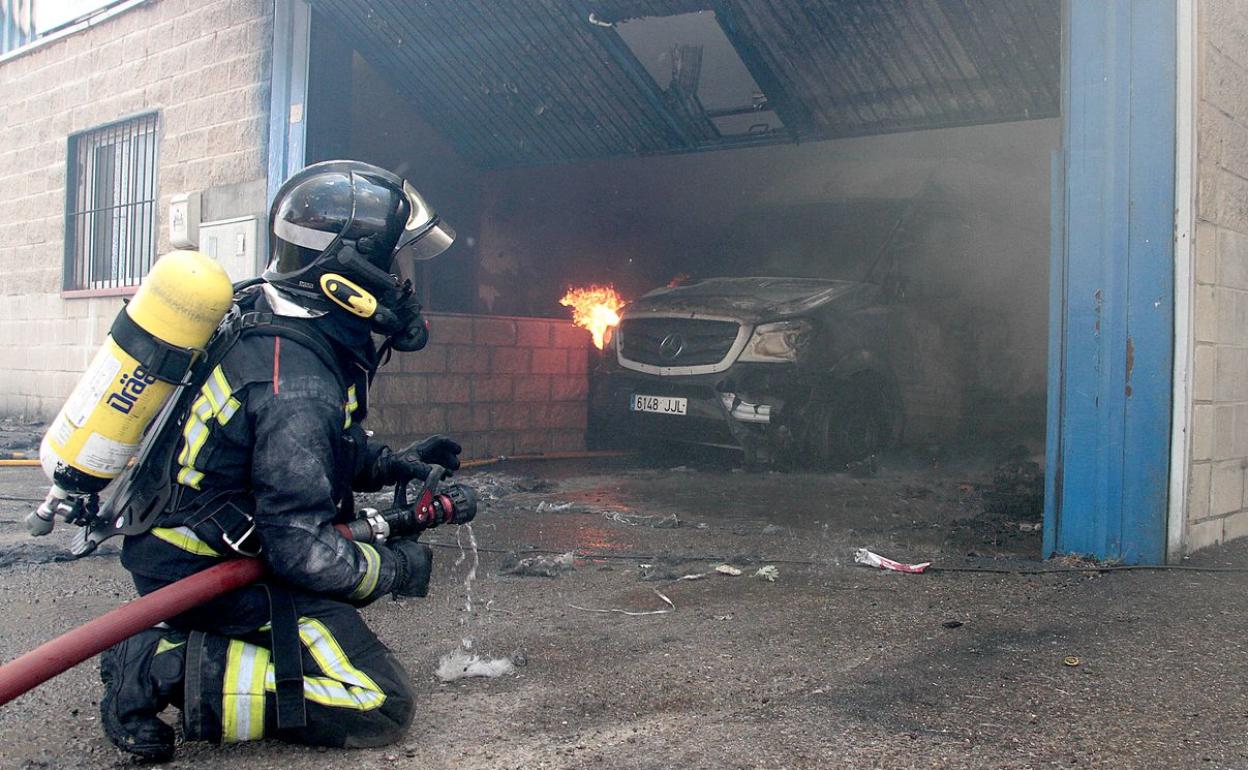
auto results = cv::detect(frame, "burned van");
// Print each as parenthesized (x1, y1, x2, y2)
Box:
(592, 276, 903, 467)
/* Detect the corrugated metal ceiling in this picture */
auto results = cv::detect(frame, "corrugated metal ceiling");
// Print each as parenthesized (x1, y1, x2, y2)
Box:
(310, 0, 1059, 168)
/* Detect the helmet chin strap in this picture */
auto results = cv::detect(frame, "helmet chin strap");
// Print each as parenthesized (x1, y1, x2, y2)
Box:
(377, 281, 429, 352)
(289, 238, 429, 355)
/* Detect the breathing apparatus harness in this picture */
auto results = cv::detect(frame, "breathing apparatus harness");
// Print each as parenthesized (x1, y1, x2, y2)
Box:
(65, 280, 351, 558)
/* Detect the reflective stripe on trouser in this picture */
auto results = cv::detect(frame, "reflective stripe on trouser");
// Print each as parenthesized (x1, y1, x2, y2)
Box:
(182, 596, 415, 748)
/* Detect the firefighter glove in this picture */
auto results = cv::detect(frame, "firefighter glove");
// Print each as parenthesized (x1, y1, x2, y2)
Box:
(407, 434, 462, 472)
(389, 539, 434, 597)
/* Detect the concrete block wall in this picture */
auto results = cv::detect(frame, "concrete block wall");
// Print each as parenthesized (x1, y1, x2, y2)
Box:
(0, 0, 271, 417)
(1187, 0, 1248, 549)
(367, 314, 592, 459)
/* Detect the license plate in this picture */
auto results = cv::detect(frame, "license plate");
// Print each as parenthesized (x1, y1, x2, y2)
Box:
(631, 394, 688, 415)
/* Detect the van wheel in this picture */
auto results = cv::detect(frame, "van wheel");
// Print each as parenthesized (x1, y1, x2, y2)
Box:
(804, 381, 893, 466)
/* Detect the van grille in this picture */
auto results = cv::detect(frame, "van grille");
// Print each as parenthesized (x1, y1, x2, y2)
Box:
(619, 317, 741, 367)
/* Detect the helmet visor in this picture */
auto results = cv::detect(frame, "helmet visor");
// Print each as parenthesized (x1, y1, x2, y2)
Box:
(394, 180, 456, 263)
(404, 181, 437, 233)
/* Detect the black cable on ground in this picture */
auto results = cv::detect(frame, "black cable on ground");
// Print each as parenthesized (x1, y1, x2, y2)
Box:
(928, 564, 1248, 574)
(420, 539, 1248, 574)
(421, 538, 821, 566)
(4, 495, 1246, 574)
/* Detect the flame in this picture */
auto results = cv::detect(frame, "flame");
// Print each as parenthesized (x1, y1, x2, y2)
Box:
(559, 285, 625, 349)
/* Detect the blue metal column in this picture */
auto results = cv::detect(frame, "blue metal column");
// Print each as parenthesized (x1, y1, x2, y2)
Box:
(1045, 0, 1176, 564)
(267, 0, 311, 203)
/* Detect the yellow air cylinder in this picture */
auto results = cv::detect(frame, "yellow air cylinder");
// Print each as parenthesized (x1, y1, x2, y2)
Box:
(39, 250, 234, 500)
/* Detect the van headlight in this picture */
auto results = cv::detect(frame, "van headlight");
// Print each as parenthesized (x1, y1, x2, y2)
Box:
(738, 320, 811, 363)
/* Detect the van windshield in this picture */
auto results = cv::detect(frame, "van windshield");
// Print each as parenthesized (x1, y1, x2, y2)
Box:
(700, 199, 909, 282)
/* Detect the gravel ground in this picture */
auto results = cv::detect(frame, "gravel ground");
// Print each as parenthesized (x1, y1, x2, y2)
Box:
(1, 457, 1246, 769)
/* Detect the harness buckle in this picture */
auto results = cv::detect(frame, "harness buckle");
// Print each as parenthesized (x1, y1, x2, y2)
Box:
(222, 520, 261, 557)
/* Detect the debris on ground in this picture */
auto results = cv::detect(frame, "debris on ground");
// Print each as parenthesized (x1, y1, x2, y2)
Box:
(0, 542, 118, 569)
(0, 415, 43, 455)
(535, 501, 574, 513)
(942, 620, 964, 629)
(982, 451, 1044, 520)
(603, 511, 682, 528)
(715, 564, 743, 576)
(845, 454, 880, 478)
(854, 548, 931, 574)
(435, 648, 517, 682)
(639, 560, 706, 581)
(1055, 554, 1107, 570)
(569, 588, 674, 616)
(1063, 656, 1081, 667)
(461, 471, 554, 502)
(500, 551, 575, 577)
(753, 565, 779, 582)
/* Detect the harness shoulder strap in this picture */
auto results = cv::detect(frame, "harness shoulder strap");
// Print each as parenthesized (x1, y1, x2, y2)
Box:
(75, 306, 253, 555)
(237, 312, 348, 394)
(75, 304, 351, 555)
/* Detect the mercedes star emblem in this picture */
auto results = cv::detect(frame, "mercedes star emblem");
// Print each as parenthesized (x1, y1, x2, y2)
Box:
(659, 333, 685, 361)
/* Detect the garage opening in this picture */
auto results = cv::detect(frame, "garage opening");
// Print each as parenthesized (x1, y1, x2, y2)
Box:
(302, 0, 1061, 557)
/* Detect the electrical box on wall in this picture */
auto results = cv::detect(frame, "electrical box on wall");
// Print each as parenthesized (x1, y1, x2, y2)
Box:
(169, 192, 201, 249)
(199, 216, 261, 282)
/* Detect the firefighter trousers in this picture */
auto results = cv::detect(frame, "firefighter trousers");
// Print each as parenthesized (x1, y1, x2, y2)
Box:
(144, 580, 415, 749)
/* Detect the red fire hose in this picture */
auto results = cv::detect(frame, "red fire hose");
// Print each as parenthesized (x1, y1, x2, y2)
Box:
(0, 523, 361, 707)
(0, 559, 264, 706)
(0, 449, 547, 705)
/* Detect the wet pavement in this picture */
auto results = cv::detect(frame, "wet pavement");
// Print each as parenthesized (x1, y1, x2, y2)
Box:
(1, 456, 1247, 769)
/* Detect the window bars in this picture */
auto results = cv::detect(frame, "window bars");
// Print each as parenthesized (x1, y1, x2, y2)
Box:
(64, 112, 159, 291)
(0, 0, 35, 57)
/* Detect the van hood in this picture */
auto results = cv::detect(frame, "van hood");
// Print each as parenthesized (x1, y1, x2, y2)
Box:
(624, 277, 865, 322)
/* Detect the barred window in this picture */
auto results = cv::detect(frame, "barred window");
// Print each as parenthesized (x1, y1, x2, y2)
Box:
(64, 113, 159, 291)
(1, 0, 35, 56)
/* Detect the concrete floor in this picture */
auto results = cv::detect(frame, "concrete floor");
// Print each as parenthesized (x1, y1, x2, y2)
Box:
(1, 457, 1246, 769)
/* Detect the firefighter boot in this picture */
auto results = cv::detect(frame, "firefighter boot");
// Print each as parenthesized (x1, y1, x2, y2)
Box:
(99, 628, 186, 761)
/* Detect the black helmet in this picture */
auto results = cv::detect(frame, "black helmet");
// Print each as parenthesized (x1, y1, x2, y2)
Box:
(263, 160, 455, 350)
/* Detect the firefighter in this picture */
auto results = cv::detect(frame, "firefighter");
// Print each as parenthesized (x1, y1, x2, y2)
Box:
(98, 160, 464, 760)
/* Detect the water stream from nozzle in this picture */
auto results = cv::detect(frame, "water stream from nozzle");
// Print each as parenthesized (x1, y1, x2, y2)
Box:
(456, 523, 480, 647)
(436, 522, 514, 681)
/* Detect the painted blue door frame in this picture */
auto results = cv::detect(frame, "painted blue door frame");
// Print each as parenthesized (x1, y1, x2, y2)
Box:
(267, 0, 310, 205)
(269, 0, 1180, 563)
(1044, 0, 1176, 564)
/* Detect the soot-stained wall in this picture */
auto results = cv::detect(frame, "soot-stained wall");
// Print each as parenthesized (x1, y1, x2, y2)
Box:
(474, 119, 1058, 442)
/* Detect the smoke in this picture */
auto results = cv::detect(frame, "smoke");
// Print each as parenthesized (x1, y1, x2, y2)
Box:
(476, 120, 1057, 446)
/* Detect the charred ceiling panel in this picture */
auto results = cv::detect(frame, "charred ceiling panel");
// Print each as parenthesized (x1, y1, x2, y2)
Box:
(311, 0, 694, 166)
(712, 0, 1061, 137)
(310, 0, 1059, 168)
